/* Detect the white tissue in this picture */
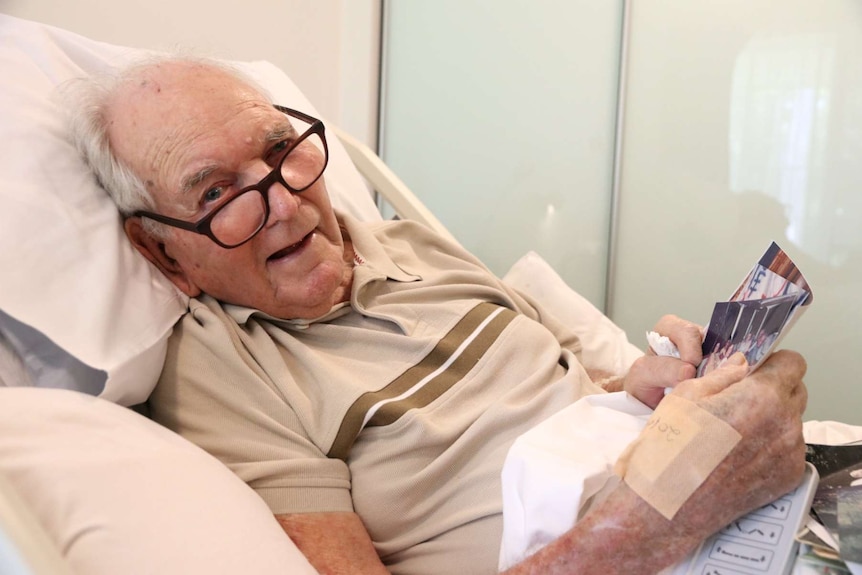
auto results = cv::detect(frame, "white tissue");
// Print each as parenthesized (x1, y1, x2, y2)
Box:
(646, 331, 680, 358)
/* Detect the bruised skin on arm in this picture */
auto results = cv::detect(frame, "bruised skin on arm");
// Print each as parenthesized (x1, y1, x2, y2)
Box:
(501, 482, 706, 575)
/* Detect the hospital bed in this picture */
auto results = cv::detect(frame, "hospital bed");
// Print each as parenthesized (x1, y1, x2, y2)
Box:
(0, 13, 636, 574)
(1, 13, 860, 575)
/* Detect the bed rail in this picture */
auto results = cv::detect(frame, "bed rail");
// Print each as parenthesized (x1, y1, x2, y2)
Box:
(330, 125, 459, 245)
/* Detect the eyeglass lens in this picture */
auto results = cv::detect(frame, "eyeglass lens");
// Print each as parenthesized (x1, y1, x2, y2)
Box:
(209, 131, 327, 247)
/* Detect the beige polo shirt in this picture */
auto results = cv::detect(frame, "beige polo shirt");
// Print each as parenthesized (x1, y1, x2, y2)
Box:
(149, 213, 604, 574)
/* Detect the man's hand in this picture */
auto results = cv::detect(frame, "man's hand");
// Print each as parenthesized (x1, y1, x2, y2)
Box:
(623, 314, 704, 408)
(668, 349, 808, 534)
(505, 349, 808, 574)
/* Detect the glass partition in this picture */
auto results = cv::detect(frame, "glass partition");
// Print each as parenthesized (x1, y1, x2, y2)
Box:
(380, 0, 624, 307)
(382, 1, 862, 423)
(611, 0, 862, 423)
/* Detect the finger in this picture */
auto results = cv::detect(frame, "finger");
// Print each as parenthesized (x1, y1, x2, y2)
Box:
(748, 349, 808, 405)
(681, 352, 749, 397)
(625, 355, 698, 409)
(653, 315, 704, 366)
(752, 349, 807, 383)
(629, 355, 697, 390)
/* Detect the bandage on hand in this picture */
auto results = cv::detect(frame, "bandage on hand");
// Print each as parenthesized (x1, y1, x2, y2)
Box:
(618, 350, 807, 529)
(614, 393, 740, 520)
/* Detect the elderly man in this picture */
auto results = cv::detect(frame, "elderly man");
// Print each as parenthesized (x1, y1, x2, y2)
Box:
(67, 57, 807, 574)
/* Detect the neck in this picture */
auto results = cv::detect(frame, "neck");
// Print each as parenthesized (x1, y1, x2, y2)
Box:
(334, 233, 356, 305)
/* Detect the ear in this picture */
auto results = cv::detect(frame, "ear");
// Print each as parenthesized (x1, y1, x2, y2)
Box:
(124, 217, 202, 297)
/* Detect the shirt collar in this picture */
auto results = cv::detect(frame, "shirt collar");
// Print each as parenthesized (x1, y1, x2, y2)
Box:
(340, 212, 419, 283)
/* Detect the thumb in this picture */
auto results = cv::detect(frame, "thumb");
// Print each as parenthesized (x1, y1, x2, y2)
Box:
(694, 353, 749, 395)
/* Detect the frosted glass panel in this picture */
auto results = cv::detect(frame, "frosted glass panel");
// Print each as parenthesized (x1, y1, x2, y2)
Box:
(612, 1, 862, 423)
(381, 1, 623, 306)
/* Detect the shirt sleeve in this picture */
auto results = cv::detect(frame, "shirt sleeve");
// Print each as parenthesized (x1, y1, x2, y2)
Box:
(148, 296, 353, 515)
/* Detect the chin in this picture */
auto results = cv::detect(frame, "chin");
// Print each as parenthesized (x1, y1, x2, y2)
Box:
(272, 261, 348, 318)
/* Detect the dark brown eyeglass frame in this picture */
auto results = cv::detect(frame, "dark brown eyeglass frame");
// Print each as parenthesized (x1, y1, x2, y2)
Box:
(133, 105, 329, 249)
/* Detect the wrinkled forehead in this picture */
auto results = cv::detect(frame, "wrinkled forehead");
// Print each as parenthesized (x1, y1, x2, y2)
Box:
(105, 61, 282, 199)
(108, 61, 270, 137)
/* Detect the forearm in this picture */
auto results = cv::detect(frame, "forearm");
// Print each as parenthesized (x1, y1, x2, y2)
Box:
(501, 483, 701, 575)
(276, 511, 390, 575)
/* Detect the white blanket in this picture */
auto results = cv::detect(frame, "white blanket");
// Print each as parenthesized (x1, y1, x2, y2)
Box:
(498, 391, 651, 569)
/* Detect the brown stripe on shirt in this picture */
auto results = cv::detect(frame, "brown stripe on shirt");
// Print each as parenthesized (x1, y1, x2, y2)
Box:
(327, 302, 517, 460)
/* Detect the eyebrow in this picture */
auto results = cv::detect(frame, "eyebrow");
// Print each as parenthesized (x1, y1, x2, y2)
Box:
(266, 123, 296, 143)
(176, 118, 299, 195)
(179, 165, 219, 196)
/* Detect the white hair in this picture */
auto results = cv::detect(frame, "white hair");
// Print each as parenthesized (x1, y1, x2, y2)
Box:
(59, 54, 272, 236)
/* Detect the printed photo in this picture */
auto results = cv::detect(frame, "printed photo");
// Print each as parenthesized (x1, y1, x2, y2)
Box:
(698, 294, 797, 376)
(698, 241, 812, 377)
(730, 241, 812, 304)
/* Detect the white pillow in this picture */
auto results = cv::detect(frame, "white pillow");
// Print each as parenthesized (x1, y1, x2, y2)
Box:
(0, 13, 380, 405)
(502, 251, 644, 375)
(0, 387, 319, 575)
(0, 471, 72, 575)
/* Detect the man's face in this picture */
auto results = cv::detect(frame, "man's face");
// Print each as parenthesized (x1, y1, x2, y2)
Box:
(107, 62, 350, 319)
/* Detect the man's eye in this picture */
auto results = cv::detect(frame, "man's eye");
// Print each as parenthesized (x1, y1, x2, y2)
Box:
(203, 186, 224, 203)
(269, 140, 292, 160)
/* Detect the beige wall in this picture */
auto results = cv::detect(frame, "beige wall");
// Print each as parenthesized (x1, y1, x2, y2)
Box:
(0, 0, 380, 146)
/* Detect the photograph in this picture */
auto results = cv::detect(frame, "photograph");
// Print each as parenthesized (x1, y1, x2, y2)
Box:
(697, 294, 797, 376)
(811, 459, 862, 564)
(730, 242, 812, 304)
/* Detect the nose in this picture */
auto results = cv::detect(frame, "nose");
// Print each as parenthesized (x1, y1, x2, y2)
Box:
(243, 158, 300, 228)
(265, 178, 300, 226)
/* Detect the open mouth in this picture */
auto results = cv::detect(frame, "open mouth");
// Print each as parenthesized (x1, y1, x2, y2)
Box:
(268, 233, 311, 261)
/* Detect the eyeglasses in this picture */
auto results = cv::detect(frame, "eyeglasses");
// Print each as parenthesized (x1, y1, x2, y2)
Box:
(134, 105, 329, 249)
